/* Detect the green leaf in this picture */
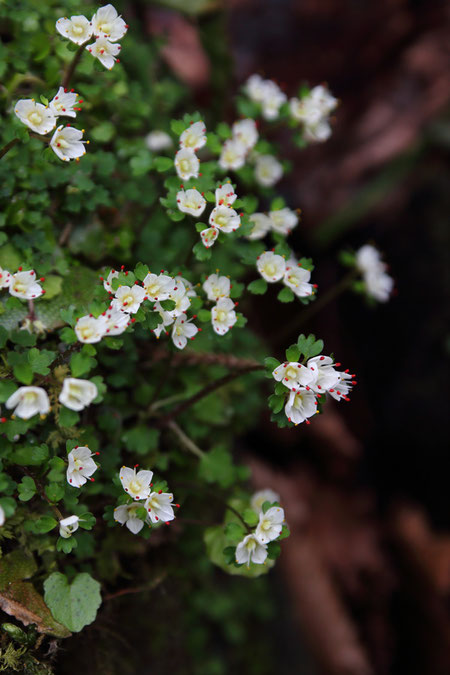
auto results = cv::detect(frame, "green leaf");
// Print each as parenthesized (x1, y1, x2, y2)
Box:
(45, 482, 65, 503)
(264, 357, 280, 372)
(197, 309, 211, 322)
(268, 394, 284, 415)
(247, 279, 267, 295)
(28, 348, 56, 375)
(122, 426, 159, 456)
(18, 476, 36, 502)
(277, 287, 295, 303)
(267, 541, 281, 560)
(134, 262, 149, 281)
(285, 344, 300, 362)
(78, 512, 96, 530)
(154, 156, 173, 172)
(296, 333, 324, 360)
(0, 381, 17, 403)
(33, 515, 57, 533)
(170, 119, 186, 136)
(9, 330, 37, 347)
(47, 457, 66, 482)
(60, 327, 77, 344)
(58, 406, 79, 428)
(199, 447, 236, 488)
(70, 351, 96, 377)
(242, 508, 259, 527)
(44, 572, 102, 633)
(159, 299, 175, 311)
(56, 537, 77, 554)
(13, 444, 49, 466)
(91, 122, 115, 143)
(224, 522, 245, 543)
(13, 362, 33, 385)
(193, 241, 212, 261)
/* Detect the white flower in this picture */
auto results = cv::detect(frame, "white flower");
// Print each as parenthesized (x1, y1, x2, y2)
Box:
(6, 386, 50, 420)
(272, 362, 314, 391)
(103, 306, 129, 335)
(245, 74, 267, 103)
(260, 81, 287, 121)
(86, 37, 121, 70)
(9, 270, 43, 300)
(153, 309, 174, 339)
(48, 87, 79, 118)
(119, 466, 153, 501)
(0, 506, 5, 527)
(56, 15, 93, 45)
(92, 4, 128, 41)
(171, 313, 198, 349)
(143, 272, 175, 303)
(255, 506, 284, 544)
(232, 118, 258, 150)
(179, 121, 207, 151)
(285, 389, 317, 425)
(289, 96, 323, 126)
(328, 371, 354, 402)
(175, 275, 196, 298)
(283, 265, 314, 298)
(307, 356, 340, 394)
(59, 378, 98, 412)
(114, 503, 145, 534)
(14, 99, 56, 135)
(211, 298, 237, 336)
(200, 227, 219, 248)
(203, 273, 230, 301)
(209, 205, 240, 233)
(235, 533, 267, 567)
(247, 213, 271, 240)
(103, 268, 119, 293)
(303, 119, 332, 143)
(290, 86, 337, 143)
(257, 251, 286, 282)
(219, 139, 247, 171)
(174, 148, 199, 180)
(176, 188, 206, 217)
(269, 207, 298, 235)
(59, 515, 80, 539)
(0, 267, 12, 289)
(215, 183, 237, 207)
(254, 154, 283, 187)
(67, 446, 98, 488)
(75, 315, 106, 343)
(112, 284, 146, 313)
(251, 489, 280, 514)
(145, 492, 177, 524)
(166, 281, 191, 318)
(356, 245, 383, 275)
(145, 130, 172, 152)
(50, 125, 86, 162)
(364, 270, 394, 303)
(310, 85, 338, 115)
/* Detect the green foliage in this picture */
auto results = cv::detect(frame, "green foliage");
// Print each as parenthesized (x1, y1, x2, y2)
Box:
(44, 572, 102, 632)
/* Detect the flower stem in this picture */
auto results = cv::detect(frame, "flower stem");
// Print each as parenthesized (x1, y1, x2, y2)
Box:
(166, 420, 205, 458)
(62, 40, 90, 89)
(0, 138, 20, 159)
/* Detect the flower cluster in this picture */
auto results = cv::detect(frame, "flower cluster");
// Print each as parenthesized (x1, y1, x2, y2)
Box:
(5, 378, 98, 420)
(219, 118, 258, 172)
(247, 206, 299, 240)
(202, 273, 238, 335)
(115, 466, 179, 534)
(174, 120, 206, 180)
(289, 85, 338, 142)
(56, 4, 128, 70)
(200, 182, 243, 249)
(356, 245, 394, 303)
(235, 490, 287, 567)
(0, 267, 44, 299)
(256, 251, 315, 298)
(245, 75, 287, 121)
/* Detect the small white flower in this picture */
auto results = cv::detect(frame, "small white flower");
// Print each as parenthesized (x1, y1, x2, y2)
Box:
(0, 267, 12, 289)
(145, 491, 176, 524)
(260, 81, 287, 121)
(356, 245, 383, 275)
(6, 386, 50, 420)
(219, 138, 247, 171)
(67, 446, 98, 488)
(114, 504, 145, 534)
(103, 306, 129, 335)
(255, 506, 285, 544)
(307, 356, 340, 394)
(14, 99, 56, 135)
(50, 125, 86, 162)
(112, 284, 146, 314)
(245, 74, 267, 103)
(143, 273, 175, 303)
(174, 148, 199, 180)
(235, 533, 267, 567)
(303, 119, 332, 143)
(364, 270, 394, 303)
(0, 506, 5, 527)
(290, 86, 337, 143)
(153, 309, 174, 339)
(166, 281, 191, 318)
(9, 270, 43, 300)
(215, 183, 237, 207)
(269, 207, 298, 235)
(289, 97, 322, 126)
(211, 297, 237, 336)
(174, 275, 196, 298)
(247, 213, 271, 240)
(59, 378, 98, 412)
(176, 188, 206, 217)
(92, 4, 128, 41)
(328, 371, 354, 402)
(145, 130, 172, 152)
(59, 515, 80, 539)
(171, 313, 198, 349)
(251, 489, 280, 514)
(310, 85, 338, 115)
(209, 205, 240, 233)
(285, 389, 317, 425)
(75, 315, 106, 343)
(86, 37, 121, 70)
(179, 121, 207, 151)
(272, 362, 314, 391)
(254, 154, 283, 187)
(232, 118, 258, 150)
(283, 265, 314, 298)
(203, 273, 231, 301)
(257, 251, 286, 282)
(48, 87, 79, 118)
(103, 268, 119, 293)
(56, 14, 93, 45)
(200, 227, 219, 248)
(120, 466, 153, 501)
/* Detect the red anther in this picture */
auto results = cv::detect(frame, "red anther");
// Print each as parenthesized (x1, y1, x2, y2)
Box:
(305, 386, 310, 391)
(18, 266, 22, 271)
(79, 99, 84, 103)
(193, 314, 197, 319)
(175, 504, 180, 508)
(313, 284, 318, 288)
(155, 516, 159, 521)
(158, 489, 162, 494)
(134, 464, 139, 468)
(90, 478, 95, 482)
(240, 213, 243, 217)
(62, 108, 66, 111)
(345, 368, 349, 373)
(70, 88, 74, 92)
(180, 184, 184, 188)
(198, 328, 202, 332)
(234, 301, 239, 306)
(352, 381, 357, 385)
(288, 417, 291, 422)
(336, 390, 341, 395)
(100, 276, 104, 281)
(335, 362, 341, 367)
(165, 522, 170, 525)
(305, 419, 311, 425)
(125, 24, 129, 28)
(199, 172, 202, 176)
(95, 452, 100, 455)
(55, 96, 58, 100)
(150, 483, 153, 487)
(329, 389, 335, 393)
(40, 277, 45, 281)
(64, 88, 68, 93)
(67, 124, 71, 127)
(0, 417, 6, 423)
(319, 356, 325, 360)
(116, 59, 120, 63)
(131, 318, 136, 323)
(201, 192, 204, 196)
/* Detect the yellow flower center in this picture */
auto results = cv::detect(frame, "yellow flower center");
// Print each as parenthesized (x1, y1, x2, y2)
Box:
(28, 111, 42, 125)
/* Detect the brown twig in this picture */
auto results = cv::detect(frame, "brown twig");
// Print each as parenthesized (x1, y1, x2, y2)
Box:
(62, 40, 90, 89)
(104, 573, 167, 601)
(0, 138, 20, 159)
